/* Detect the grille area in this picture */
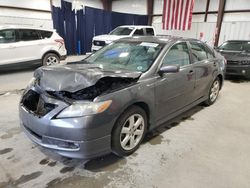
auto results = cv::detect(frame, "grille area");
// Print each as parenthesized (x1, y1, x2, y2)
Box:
(22, 90, 56, 117)
(93, 40, 106, 46)
(227, 60, 250, 65)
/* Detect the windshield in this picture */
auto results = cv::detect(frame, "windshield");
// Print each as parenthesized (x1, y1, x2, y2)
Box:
(219, 41, 250, 51)
(85, 41, 164, 72)
(109, 27, 134, 35)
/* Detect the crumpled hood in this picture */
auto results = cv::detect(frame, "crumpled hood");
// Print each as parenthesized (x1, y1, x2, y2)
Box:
(34, 64, 141, 92)
(220, 50, 250, 61)
(93, 34, 128, 42)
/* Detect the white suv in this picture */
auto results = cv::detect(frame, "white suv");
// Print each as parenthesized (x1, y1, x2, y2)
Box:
(0, 26, 67, 68)
(91, 25, 156, 51)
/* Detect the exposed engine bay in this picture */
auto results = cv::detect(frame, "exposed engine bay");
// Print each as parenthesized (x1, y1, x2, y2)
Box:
(47, 76, 138, 101)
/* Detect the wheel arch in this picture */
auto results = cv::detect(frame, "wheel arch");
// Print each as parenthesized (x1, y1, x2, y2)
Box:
(217, 74, 223, 90)
(42, 50, 60, 61)
(112, 101, 151, 134)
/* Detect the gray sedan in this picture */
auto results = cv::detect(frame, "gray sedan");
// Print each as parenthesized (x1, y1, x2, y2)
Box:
(19, 36, 225, 159)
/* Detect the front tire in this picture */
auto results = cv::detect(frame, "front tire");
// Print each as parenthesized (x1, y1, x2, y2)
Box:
(111, 106, 147, 157)
(42, 53, 60, 66)
(204, 78, 220, 106)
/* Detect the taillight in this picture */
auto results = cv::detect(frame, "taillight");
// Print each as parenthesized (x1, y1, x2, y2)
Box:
(224, 59, 227, 65)
(55, 39, 64, 45)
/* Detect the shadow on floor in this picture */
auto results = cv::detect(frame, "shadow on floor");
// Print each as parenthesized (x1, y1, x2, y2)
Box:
(226, 75, 250, 83)
(0, 65, 38, 75)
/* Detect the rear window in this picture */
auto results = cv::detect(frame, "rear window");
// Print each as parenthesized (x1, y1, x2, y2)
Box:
(145, 28, 154, 36)
(40, 30, 53, 39)
(18, 29, 40, 41)
(133, 29, 144, 36)
(0, 29, 16, 43)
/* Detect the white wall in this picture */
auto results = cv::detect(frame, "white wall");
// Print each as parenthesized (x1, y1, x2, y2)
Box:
(112, 0, 147, 15)
(0, 0, 52, 29)
(153, 0, 250, 46)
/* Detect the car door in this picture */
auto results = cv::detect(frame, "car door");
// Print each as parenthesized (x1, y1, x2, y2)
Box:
(0, 29, 20, 65)
(14, 29, 42, 63)
(155, 42, 196, 124)
(188, 41, 217, 100)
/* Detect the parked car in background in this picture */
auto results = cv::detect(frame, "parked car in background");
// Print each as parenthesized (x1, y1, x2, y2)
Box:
(91, 25, 156, 51)
(0, 26, 67, 69)
(20, 36, 225, 159)
(216, 40, 250, 79)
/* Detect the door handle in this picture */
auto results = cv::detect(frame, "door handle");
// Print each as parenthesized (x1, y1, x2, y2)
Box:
(188, 70, 194, 75)
(8, 45, 16, 49)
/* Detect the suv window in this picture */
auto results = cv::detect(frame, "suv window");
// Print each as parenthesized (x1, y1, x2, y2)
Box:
(133, 29, 144, 36)
(18, 29, 40, 41)
(162, 42, 190, 66)
(40, 30, 53, 39)
(190, 42, 214, 61)
(145, 28, 154, 36)
(0, 29, 16, 43)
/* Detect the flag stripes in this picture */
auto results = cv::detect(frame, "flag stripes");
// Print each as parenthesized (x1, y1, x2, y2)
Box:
(162, 0, 195, 30)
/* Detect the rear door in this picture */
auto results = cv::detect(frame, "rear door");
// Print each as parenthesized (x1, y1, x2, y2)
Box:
(155, 42, 196, 124)
(188, 41, 217, 99)
(15, 29, 43, 62)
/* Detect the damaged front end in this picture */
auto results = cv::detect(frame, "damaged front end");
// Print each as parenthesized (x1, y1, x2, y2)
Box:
(47, 76, 138, 101)
(21, 64, 141, 118)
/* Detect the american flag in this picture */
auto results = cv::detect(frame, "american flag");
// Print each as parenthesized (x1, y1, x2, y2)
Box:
(162, 0, 195, 30)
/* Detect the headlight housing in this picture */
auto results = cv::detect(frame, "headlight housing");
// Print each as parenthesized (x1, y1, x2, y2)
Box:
(57, 100, 112, 118)
(27, 77, 36, 89)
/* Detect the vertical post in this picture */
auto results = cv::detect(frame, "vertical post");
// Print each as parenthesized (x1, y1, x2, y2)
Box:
(102, 0, 112, 11)
(214, 0, 226, 47)
(147, 0, 154, 25)
(204, 0, 210, 22)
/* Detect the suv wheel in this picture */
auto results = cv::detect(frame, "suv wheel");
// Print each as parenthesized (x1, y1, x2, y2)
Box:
(112, 106, 147, 157)
(42, 53, 60, 66)
(204, 78, 220, 106)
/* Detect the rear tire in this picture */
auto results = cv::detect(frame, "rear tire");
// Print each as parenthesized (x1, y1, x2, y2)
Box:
(42, 53, 60, 66)
(111, 106, 147, 157)
(204, 77, 220, 106)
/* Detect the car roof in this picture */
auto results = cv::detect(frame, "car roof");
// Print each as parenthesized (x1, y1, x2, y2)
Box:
(223, 40, 250, 43)
(0, 25, 54, 31)
(118, 25, 154, 29)
(117, 35, 200, 44)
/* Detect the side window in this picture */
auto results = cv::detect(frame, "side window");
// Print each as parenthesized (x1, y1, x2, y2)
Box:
(0, 29, 16, 43)
(133, 29, 144, 36)
(190, 42, 212, 62)
(40, 30, 53, 39)
(18, 29, 40, 41)
(162, 42, 190, 66)
(204, 45, 215, 59)
(145, 28, 154, 36)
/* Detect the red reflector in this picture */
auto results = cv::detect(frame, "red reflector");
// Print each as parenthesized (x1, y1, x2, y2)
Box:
(55, 39, 64, 45)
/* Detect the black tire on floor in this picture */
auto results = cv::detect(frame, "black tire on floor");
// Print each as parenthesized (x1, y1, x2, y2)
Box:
(42, 53, 60, 66)
(204, 77, 221, 106)
(111, 106, 147, 157)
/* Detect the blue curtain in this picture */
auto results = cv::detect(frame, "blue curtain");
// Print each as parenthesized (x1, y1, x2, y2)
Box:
(52, 3, 149, 55)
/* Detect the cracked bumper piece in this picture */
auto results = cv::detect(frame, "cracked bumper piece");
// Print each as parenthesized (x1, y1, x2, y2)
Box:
(20, 122, 111, 159)
(19, 100, 112, 159)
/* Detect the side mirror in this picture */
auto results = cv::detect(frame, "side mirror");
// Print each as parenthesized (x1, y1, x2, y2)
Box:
(158, 65, 180, 76)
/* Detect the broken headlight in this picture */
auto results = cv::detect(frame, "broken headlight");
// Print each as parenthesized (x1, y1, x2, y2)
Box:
(57, 100, 112, 118)
(27, 77, 36, 89)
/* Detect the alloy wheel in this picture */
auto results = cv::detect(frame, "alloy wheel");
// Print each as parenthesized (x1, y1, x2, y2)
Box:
(210, 80, 220, 102)
(120, 114, 145, 151)
(46, 56, 59, 65)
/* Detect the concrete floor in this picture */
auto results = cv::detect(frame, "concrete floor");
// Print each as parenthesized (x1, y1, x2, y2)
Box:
(0, 58, 250, 188)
